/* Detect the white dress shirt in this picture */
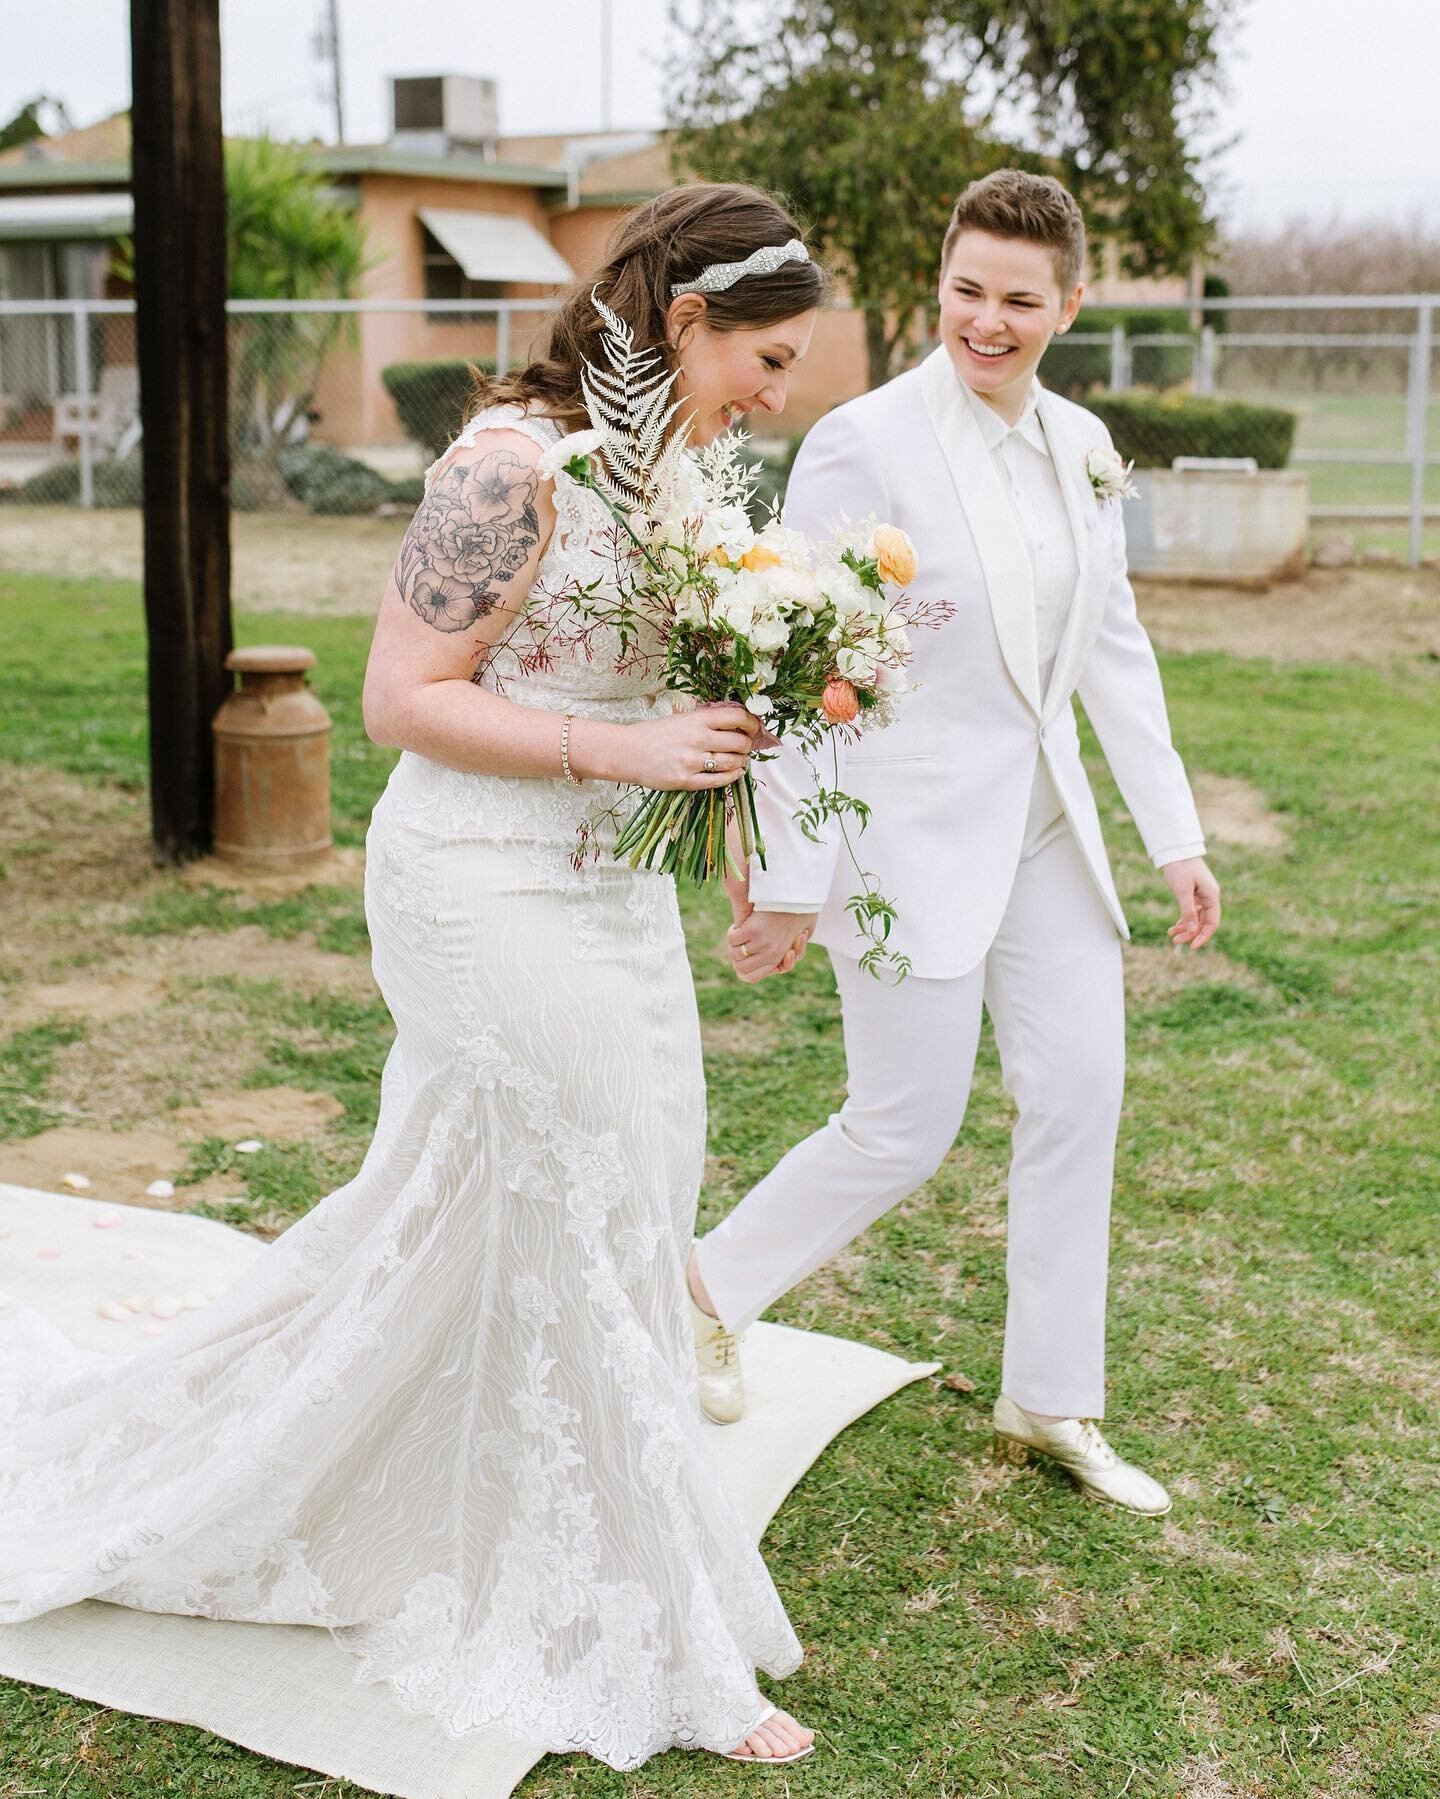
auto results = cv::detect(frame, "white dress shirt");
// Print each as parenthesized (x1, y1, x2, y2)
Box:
(964, 379, 1077, 858)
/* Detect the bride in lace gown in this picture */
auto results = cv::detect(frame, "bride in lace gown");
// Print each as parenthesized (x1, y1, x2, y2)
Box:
(0, 185, 824, 1771)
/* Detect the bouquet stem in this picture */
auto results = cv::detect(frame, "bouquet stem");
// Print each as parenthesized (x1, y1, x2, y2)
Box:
(614, 772, 766, 887)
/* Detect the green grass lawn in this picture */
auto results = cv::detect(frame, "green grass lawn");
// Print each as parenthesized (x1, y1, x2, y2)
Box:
(2, 571, 1438, 1796)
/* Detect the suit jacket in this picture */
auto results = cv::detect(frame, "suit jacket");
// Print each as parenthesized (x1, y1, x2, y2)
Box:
(747, 346, 1206, 980)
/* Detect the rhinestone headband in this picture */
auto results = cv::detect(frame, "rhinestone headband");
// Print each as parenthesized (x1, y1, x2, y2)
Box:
(670, 237, 811, 297)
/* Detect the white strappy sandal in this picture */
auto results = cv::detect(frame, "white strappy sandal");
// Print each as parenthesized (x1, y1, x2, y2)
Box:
(715, 1704, 817, 1764)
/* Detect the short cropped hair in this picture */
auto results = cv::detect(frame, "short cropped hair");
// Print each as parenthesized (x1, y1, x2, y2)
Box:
(941, 170, 1086, 294)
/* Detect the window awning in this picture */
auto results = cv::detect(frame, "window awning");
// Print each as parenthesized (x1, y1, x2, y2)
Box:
(418, 208, 573, 286)
(0, 192, 133, 242)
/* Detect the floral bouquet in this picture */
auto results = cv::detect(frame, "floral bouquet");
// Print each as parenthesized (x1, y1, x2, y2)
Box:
(529, 295, 944, 979)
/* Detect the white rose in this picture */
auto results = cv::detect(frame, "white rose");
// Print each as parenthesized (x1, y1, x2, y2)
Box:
(712, 573, 763, 640)
(824, 563, 869, 623)
(748, 611, 791, 655)
(759, 565, 820, 613)
(537, 428, 603, 479)
(874, 659, 908, 694)
(755, 521, 813, 566)
(694, 503, 756, 560)
(745, 692, 775, 717)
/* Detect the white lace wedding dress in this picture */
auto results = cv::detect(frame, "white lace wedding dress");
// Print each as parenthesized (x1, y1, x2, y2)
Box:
(0, 406, 803, 1770)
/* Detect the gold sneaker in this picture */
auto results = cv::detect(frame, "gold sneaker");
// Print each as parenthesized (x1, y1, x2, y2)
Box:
(690, 1296, 745, 1425)
(992, 1392, 1172, 1516)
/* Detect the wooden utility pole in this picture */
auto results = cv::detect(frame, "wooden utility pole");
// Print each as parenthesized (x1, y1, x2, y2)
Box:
(130, 0, 233, 863)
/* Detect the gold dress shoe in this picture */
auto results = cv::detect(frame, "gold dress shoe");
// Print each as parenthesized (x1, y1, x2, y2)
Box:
(992, 1392, 1172, 1516)
(690, 1296, 745, 1425)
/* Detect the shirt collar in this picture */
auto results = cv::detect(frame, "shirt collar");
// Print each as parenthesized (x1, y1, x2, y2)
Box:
(962, 375, 1046, 456)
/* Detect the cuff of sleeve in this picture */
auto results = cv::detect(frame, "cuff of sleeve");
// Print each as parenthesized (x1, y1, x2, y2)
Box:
(1152, 841, 1207, 869)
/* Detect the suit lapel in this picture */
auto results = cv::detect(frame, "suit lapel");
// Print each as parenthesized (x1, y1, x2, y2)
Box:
(1036, 387, 1109, 720)
(919, 349, 1041, 717)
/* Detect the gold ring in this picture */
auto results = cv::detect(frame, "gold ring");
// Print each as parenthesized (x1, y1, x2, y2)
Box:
(738, 943, 751, 957)
(704, 755, 718, 774)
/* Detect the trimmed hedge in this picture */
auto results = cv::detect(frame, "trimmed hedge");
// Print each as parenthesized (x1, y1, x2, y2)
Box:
(382, 359, 494, 460)
(10, 456, 143, 508)
(1085, 391, 1298, 469)
(277, 443, 393, 515)
(1043, 308, 1194, 397)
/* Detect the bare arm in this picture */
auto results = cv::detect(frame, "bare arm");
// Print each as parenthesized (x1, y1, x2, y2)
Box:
(363, 429, 760, 791)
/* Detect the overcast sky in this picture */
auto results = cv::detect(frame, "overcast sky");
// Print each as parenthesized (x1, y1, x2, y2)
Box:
(2, 0, 1436, 232)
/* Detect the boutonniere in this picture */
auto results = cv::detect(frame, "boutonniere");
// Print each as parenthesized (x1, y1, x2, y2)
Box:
(1085, 445, 1139, 504)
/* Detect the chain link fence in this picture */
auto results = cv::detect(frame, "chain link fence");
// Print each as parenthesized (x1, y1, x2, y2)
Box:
(1, 295, 1436, 564)
(1041, 296, 1438, 563)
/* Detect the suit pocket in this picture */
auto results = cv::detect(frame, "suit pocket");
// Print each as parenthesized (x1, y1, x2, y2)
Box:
(852, 752, 939, 769)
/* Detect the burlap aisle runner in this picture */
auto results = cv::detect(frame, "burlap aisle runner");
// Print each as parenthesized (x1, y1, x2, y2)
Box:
(0, 1185, 936, 1797)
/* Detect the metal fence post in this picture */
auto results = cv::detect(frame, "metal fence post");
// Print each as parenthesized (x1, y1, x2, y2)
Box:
(1407, 301, 1433, 568)
(73, 301, 94, 509)
(1109, 323, 1127, 391)
(496, 306, 511, 378)
(1196, 325, 1217, 396)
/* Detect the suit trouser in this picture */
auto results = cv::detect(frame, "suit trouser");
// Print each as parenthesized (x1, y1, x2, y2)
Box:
(696, 824, 1126, 1418)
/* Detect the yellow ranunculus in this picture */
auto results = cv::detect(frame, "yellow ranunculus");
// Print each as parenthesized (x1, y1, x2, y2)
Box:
(740, 544, 783, 572)
(872, 524, 917, 586)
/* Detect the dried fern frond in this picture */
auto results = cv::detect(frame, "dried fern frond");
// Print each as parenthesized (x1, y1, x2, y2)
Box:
(581, 290, 690, 517)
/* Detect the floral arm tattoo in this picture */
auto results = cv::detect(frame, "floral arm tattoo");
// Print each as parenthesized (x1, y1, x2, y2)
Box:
(394, 450, 541, 632)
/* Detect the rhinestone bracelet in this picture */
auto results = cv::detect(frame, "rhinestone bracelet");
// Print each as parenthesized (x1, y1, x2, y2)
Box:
(560, 713, 583, 787)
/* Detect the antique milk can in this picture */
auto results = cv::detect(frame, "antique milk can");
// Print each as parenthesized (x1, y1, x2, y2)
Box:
(212, 645, 333, 865)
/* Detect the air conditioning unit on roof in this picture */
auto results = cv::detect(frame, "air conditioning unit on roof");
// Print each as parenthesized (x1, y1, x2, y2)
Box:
(389, 76, 498, 159)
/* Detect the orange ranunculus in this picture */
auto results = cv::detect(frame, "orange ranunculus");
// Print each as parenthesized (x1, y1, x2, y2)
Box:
(872, 524, 917, 586)
(741, 543, 783, 572)
(822, 676, 860, 724)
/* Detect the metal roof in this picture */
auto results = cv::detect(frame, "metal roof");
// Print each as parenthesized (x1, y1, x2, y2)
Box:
(418, 208, 573, 285)
(0, 190, 133, 240)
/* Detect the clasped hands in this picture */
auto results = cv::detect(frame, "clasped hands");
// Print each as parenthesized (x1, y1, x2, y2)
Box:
(722, 867, 818, 985)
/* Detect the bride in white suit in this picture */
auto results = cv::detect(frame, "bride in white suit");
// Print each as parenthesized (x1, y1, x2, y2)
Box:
(689, 171, 1222, 1516)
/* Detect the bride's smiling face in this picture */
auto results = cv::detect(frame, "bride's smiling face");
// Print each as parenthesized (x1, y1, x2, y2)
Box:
(666, 301, 818, 444)
(939, 230, 1082, 411)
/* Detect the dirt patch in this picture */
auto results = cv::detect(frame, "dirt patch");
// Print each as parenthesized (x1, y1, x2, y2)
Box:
(1, 1086, 345, 1203)
(1, 1125, 193, 1202)
(0, 506, 403, 616)
(1137, 564, 1440, 666)
(6, 975, 169, 1031)
(700, 1015, 782, 1059)
(0, 766, 161, 981)
(171, 1087, 343, 1141)
(180, 846, 365, 895)
(44, 989, 260, 1124)
(148, 924, 376, 998)
(1159, 1520, 1253, 1573)
(1124, 943, 1271, 1008)
(1191, 772, 1290, 850)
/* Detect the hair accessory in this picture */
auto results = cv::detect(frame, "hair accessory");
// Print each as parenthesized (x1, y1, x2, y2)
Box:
(671, 238, 811, 297)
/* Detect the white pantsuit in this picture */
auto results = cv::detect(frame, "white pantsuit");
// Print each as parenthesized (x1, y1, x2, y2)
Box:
(696, 350, 1206, 1417)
